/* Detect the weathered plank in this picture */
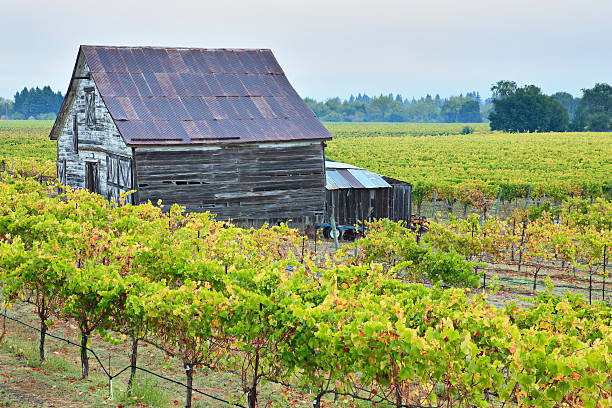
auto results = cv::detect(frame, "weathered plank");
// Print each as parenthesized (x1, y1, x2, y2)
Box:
(134, 142, 326, 221)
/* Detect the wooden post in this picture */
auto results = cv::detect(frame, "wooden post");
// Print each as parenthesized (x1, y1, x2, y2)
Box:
(128, 335, 138, 393)
(518, 221, 526, 271)
(524, 186, 531, 210)
(603, 246, 607, 302)
(494, 187, 503, 218)
(330, 193, 339, 251)
(589, 268, 593, 304)
(431, 189, 438, 221)
(109, 353, 113, 400)
(185, 363, 193, 408)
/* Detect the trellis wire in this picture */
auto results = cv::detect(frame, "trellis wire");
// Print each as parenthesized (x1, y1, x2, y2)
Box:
(0, 309, 246, 408)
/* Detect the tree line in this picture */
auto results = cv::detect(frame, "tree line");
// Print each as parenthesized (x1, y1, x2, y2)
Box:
(306, 82, 611, 131)
(0, 86, 64, 120)
(305, 91, 486, 123)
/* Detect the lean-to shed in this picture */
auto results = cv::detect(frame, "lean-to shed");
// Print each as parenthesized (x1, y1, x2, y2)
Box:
(50, 45, 332, 224)
(325, 160, 412, 226)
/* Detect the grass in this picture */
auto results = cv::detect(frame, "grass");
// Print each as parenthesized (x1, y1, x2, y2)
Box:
(115, 377, 172, 407)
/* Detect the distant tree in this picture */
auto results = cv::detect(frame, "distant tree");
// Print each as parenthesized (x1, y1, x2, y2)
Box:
(368, 96, 402, 121)
(488, 81, 568, 132)
(571, 83, 612, 131)
(552, 92, 580, 120)
(305, 91, 488, 122)
(406, 95, 440, 122)
(12, 86, 64, 119)
(0, 97, 12, 119)
(491, 80, 518, 98)
(440, 96, 482, 123)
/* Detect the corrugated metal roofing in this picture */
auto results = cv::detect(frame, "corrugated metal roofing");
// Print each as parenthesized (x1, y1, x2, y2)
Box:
(350, 169, 392, 189)
(326, 169, 353, 190)
(325, 160, 390, 190)
(77, 45, 332, 145)
(324, 161, 360, 170)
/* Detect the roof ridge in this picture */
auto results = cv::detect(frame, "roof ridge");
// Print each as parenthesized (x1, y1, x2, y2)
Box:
(81, 45, 273, 52)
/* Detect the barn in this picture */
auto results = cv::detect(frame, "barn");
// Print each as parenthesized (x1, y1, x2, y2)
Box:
(49, 45, 331, 225)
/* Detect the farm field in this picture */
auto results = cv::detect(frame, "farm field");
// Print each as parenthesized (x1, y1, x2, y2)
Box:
(325, 123, 612, 202)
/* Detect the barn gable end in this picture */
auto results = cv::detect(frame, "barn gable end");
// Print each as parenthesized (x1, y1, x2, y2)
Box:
(53, 51, 134, 203)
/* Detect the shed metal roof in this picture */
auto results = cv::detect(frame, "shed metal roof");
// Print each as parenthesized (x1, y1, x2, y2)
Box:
(51, 45, 332, 145)
(325, 160, 390, 190)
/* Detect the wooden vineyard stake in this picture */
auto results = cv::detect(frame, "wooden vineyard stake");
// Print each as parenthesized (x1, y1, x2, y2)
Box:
(494, 187, 503, 218)
(603, 245, 608, 302)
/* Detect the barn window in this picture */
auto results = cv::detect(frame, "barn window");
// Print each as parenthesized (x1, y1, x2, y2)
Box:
(72, 115, 79, 153)
(86, 162, 100, 194)
(84, 87, 96, 127)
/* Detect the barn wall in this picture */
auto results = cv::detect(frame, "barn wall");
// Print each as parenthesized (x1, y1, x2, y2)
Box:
(133, 141, 326, 222)
(56, 55, 132, 202)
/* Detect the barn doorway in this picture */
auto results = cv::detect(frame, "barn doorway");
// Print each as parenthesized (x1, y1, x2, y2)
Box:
(85, 162, 100, 194)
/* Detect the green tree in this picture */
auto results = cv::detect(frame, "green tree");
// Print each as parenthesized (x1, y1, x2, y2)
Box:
(571, 83, 612, 131)
(12, 86, 64, 119)
(552, 91, 580, 120)
(488, 81, 569, 132)
(441, 96, 482, 122)
(0, 97, 12, 119)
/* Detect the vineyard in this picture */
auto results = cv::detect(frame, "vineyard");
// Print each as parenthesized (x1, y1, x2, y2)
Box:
(0, 174, 612, 408)
(324, 124, 612, 203)
(323, 123, 491, 138)
(3, 120, 611, 207)
(0, 120, 55, 178)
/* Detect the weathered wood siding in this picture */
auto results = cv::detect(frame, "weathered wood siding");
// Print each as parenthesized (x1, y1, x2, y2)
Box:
(325, 188, 390, 226)
(325, 184, 412, 226)
(56, 56, 132, 202)
(134, 141, 326, 222)
(388, 184, 413, 222)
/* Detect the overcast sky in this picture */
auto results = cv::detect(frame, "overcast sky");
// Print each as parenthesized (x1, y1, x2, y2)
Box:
(1, 0, 610, 101)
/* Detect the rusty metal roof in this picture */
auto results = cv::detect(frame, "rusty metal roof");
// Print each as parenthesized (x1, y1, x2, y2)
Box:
(77, 45, 331, 145)
(325, 160, 390, 190)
